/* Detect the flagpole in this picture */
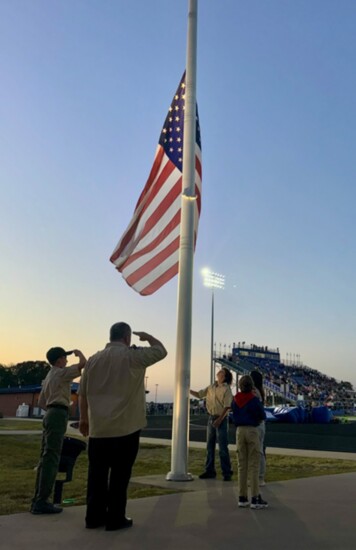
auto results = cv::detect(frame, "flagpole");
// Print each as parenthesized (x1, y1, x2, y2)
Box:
(166, 0, 198, 481)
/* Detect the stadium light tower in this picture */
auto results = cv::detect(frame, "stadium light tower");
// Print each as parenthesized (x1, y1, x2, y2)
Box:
(202, 268, 225, 384)
(155, 384, 159, 406)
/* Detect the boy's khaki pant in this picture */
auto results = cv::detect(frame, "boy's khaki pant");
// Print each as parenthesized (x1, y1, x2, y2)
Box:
(236, 425, 260, 498)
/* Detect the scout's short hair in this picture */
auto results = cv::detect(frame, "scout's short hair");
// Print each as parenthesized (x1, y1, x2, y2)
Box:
(110, 322, 131, 342)
(238, 375, 253, 393)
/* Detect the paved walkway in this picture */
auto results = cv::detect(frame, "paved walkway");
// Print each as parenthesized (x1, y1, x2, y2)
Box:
(2, 424, 356, 549)
(1, 472, 356, 550)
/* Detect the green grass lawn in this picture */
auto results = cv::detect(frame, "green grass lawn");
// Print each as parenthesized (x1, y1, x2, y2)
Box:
(0, 419, 42, 431)
(1, 433, 356, 516)
(0, 436, 191, 515)
(336, 416, 356, 423)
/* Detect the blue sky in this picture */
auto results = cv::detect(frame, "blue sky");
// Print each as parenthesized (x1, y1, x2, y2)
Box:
(1, 0, 356, 401)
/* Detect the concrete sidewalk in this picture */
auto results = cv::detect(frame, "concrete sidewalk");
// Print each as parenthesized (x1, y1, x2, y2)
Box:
(2, 426, 356, 549)
(1, 472, 356, 550)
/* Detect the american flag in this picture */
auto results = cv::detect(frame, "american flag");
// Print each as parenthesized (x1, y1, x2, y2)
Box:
(110, 73, 202, 296)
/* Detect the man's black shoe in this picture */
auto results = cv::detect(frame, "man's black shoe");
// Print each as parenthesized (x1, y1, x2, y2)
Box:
(105, 517, 133, 531)
(86, 521, 105, 529)
(199, 472, 216, 479)
(223, 475, 232, 481)
(30, 502, 63, 515)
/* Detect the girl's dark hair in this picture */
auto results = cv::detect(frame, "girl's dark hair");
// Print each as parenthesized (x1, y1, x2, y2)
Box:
(222, 368, 232, 385)
(251, 370, 265, 404)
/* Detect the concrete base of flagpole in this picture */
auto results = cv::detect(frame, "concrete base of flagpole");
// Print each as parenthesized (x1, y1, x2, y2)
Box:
(165, 471, 194, 481)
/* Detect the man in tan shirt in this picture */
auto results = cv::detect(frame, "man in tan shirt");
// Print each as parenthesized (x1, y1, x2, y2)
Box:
(31, 346, 86, 515)
(79, 322, 167, 531)
(190, 368, 233, 481)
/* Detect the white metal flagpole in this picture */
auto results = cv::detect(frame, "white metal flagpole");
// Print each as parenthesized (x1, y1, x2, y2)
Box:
(166, 0, 198, 481)
(210, 289, 214, 385)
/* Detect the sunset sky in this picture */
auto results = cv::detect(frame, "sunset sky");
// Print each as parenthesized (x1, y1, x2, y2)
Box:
(1, 0, 356, 401)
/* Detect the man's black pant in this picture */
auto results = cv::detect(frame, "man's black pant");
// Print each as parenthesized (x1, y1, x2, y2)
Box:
(86, 430, 140, 526)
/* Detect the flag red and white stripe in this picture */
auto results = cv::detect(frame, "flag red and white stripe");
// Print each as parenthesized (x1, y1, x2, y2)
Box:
(110, 73, 202, 296)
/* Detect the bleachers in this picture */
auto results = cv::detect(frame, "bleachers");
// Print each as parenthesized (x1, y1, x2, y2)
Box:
(215, 350, 355, 412)
(215, 356, 298, 404)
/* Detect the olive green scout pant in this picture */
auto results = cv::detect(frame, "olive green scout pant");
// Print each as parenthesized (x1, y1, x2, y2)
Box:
(32, 407, 68, 505)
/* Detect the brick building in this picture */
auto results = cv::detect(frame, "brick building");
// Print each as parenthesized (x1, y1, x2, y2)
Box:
(0, 383, 80, 418)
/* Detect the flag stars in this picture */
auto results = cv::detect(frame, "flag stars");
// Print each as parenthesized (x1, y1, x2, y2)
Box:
(158, 74, 200, 168)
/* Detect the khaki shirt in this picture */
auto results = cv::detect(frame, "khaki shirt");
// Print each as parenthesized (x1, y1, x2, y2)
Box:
(79, 341, 167, 437)
(198, 383, 233, 416)
(38, 365, 81, 409)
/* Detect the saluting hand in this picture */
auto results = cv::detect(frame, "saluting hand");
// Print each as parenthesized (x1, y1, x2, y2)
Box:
(73, 349, 86, 370)
(133, 331, 151, 341)
(132, 331, 166, 351)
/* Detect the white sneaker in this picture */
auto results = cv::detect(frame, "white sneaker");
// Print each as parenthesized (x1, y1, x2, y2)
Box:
(238, 497, 250, 508)
(250, 495, 268, 509)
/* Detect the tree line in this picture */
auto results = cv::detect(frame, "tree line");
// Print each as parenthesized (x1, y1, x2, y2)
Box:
(0, 362, 50, 388)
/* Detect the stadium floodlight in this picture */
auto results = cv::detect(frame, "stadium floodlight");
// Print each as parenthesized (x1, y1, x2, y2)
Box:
(201, 268, 225, 384)
(202, 269, 225, 290)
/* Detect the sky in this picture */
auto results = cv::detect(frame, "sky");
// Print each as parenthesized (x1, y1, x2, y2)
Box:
(1, 0, 356, 402)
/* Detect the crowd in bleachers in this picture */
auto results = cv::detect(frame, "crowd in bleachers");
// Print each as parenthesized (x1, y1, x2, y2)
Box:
(253, 360, 355, 414)
(215, 349, 356, 415)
